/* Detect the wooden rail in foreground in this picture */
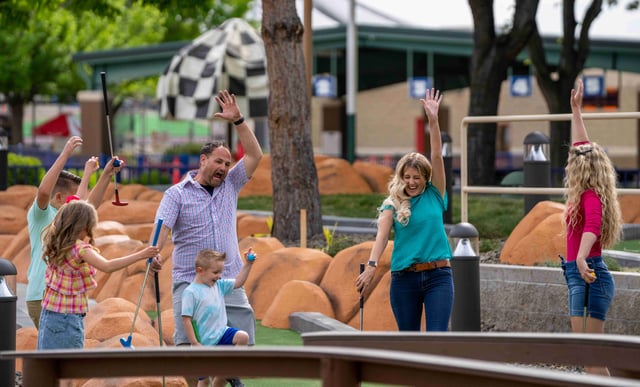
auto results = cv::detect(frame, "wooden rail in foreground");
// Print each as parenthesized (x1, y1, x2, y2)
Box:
(2, 345, 635, 387)
(302, 331, 640, 379)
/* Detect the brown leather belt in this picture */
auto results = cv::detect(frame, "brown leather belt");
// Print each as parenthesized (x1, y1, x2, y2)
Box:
(404, 259, 451, 272)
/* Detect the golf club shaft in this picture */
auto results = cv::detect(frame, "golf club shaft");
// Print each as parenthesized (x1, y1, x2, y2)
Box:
(583, 281, 590, 333)
(359, 263, 365, 331)
(100, 72, 115, 159)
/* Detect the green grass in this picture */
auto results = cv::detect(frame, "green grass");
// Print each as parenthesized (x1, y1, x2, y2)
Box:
(246, 322, 398, 387)
(239, 193, 524, 241)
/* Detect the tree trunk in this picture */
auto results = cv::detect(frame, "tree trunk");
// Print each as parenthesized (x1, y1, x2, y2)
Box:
(262, 0, 323, 242)
(8, 97, 24, 145)
(527, 0, 601, 185)
(467, 0, 538, 185)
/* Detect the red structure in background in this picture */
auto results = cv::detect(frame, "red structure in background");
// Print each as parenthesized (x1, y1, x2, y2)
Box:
(33, 113, 81, 137)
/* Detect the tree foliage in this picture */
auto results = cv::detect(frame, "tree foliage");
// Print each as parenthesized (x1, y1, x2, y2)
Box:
(0, 0, 252, 145)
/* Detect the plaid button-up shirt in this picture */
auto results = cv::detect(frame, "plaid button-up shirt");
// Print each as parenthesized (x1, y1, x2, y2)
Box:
(42, 241, 97, 314)
(156, 160, 248, 283)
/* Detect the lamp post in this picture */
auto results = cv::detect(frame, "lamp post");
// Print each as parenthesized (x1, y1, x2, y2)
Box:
(449, 222, 481, 331)
(0, 127, 9, 191)
(441, 132, 453, 224)
(0, 258, 17, 387)
(523, 131, 550, 215)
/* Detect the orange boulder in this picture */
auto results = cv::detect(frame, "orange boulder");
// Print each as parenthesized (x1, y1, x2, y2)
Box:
(320, 241, 393, 322)
(619, 194, 640, 223)
(0, 204, 27, 234)
(316, 157, 372, 195)
(352, 160, 393, 193)
(347, 271, 396, 331)
(501, 212, 565, 265)
(97, 200, 159, 224)
(1, 225, 28, 261)
(262, 280, 335, 329)
(95, 220, 127, 238)
(80, 376, 187, 387)
(237, 214, 270, 239)
(15, 327, 38, 373)
(244, 247, 332, 319)
(239, 156, 273, 197)
(0, 185, 37, 210)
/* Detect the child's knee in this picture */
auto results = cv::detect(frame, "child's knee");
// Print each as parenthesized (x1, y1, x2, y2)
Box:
(234, 330, 249, 346)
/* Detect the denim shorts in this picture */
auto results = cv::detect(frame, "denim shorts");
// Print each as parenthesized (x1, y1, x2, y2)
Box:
(561, 256, 614, 320)
(37, 309, 85, 349)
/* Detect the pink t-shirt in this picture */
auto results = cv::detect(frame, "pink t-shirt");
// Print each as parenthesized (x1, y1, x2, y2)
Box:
(566, 189, 602, 262)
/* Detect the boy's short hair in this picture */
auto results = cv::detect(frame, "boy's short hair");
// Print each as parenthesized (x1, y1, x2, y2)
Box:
(54, 170, 82, 194)
(195, 249, 226, 269)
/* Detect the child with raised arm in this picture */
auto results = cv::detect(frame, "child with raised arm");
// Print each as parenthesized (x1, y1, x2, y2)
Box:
(37, 200, 160, 349)
(182, 248, 256, 387)
(562, 79, 622, 376)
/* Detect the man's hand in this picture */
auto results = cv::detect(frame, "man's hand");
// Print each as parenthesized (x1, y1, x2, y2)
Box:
(213, 89, 243, 123)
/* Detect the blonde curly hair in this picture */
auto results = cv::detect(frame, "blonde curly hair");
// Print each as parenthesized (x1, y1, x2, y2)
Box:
(563, 142, 622, 248)
(380, 152, 432, 226)
(42, 200, 98, 266)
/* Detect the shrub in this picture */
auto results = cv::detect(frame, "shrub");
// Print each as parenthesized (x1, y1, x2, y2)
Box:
(8, 153, 44, 186)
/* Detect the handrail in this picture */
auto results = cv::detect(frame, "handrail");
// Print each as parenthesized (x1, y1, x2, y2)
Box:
(459, 111, 640, 222)
(2, 345, 635, 387)
(302, 331, 640, 379)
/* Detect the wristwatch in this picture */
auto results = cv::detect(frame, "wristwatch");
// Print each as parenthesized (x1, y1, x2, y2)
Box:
(367, 260, 377, 268)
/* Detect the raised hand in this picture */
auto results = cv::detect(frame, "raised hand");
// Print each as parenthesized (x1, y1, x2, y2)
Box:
(570, 79, 584, 112)
(213, 89, 243, 123)
(420, 88, 443, 120)
(83, 156, 100, 176)
(63, 136, 83, 155)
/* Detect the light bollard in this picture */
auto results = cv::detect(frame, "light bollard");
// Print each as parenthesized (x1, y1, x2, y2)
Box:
(0, 258, 17, 387)
(523, 131, 550, 215)
(449, 222, 481, 331)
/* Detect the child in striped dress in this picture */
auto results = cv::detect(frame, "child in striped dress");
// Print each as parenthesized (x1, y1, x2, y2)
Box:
(37, 200, 160, 349)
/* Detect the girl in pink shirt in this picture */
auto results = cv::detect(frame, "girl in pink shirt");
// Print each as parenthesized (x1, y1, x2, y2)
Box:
(37, 200, 160, 350)
(562, 79, 622, 376)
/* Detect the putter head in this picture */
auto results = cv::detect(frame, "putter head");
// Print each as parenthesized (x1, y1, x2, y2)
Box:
(112, 190, 129, 206)
(119, 336, 134, 349)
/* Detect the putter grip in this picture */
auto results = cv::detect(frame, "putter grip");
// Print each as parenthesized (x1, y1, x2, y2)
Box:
(100, 72, 109, 116)
(147, 219, 163, 263)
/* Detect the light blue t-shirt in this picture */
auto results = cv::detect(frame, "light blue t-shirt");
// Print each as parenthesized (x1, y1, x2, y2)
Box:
(182, 279, 235, 345)
(382, 183, 452, 272)
(26, 200, 57, 302)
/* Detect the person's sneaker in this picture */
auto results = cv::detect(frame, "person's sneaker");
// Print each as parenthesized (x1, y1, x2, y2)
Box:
(226, 378, 245, 387)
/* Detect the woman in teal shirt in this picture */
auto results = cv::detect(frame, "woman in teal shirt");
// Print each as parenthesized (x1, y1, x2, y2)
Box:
(356, 88, 453, 331)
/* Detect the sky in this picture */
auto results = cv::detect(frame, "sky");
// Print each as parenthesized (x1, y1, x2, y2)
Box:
(282, 0, 640, 42)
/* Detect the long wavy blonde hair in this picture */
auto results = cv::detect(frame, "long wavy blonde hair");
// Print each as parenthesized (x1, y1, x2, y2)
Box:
(563, 142, 621, 248)
(380, 152, 432, 226)
(42, 200, 98, 266)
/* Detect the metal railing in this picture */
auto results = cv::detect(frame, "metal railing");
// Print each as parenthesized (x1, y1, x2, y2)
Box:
(2, 345, 636, 387)
(460, 112, 640, 222)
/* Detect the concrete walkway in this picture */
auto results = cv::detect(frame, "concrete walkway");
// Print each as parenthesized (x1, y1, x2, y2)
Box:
(15, 284, 34, 330)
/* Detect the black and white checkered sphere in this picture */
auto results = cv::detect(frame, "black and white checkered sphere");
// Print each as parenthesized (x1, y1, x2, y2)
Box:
(157, 18, 269, 120)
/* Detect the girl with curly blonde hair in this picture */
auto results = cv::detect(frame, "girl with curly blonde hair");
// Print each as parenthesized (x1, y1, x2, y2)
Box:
(562, 79, 622, 376)
(37, 200, 160, 350)
(356, 88, 453, 331)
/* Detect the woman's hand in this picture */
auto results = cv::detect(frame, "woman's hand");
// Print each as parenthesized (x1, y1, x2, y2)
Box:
(355, 265, 376, 293)
(420, 88, 443, 121)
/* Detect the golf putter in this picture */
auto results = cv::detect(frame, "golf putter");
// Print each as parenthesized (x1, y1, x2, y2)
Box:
(100, 71, 128, 206)
(359, 263, 365, 331)
(120, 219, 163, 349)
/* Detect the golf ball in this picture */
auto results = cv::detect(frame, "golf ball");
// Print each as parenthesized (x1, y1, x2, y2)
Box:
(247, 252, 256, 262)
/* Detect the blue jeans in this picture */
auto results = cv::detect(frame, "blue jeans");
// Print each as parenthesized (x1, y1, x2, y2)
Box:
(561, 256, 614, 320)
(37, 309, 85, 349)
(390, 267, 454, 331)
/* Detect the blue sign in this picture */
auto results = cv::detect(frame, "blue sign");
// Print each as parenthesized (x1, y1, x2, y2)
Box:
(583, 75, 605, 97)
(408, 77, 433, 99)
(313, 75, 337, 98)
(509, 75, 532, 97)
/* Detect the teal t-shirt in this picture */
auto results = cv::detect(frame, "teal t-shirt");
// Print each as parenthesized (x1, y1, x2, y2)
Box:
(382, 183, 452, 272)
(182, 279, 235, 346)
(26, 199, 57, 302)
